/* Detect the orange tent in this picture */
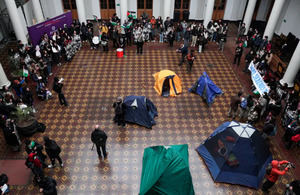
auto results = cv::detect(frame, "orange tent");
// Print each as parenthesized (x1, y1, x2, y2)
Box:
(153, 70, 182, 97)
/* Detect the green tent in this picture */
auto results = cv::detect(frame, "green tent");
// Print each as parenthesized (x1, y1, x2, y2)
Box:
(139, 144, 195, 195)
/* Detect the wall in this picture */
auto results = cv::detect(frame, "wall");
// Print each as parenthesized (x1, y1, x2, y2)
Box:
(189, 0, 205, 20)
(40, 0, 63, 19)
(275, 0, 300, 37)
(256, 0, 272, 21)
(223, 0, 247, 21)
(85, 0, 101, 20)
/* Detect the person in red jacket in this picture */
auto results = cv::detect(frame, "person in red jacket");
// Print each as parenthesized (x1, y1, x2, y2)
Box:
(262, 160, 292, 192)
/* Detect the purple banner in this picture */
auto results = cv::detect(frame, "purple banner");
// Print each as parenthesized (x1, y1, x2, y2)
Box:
(27, 11, 72, 46)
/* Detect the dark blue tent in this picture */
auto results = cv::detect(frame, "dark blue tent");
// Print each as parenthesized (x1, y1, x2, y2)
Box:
(124, 96, 158, 129)
(196, 121, 272, 189)
(189, 72, 222, 106)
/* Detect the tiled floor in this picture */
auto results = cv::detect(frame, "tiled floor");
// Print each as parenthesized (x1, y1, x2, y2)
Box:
(0, 24, 299, 195)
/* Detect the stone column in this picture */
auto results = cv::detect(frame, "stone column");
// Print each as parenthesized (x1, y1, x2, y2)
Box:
(0, 63, 11, 88)
(32, 0, 44, 23)
(203, 0, 215, 28)
(263, 0, 285, 40)
(75, 0, 86, 24)
(280, 42, 300, 87)
(243, 0, 257, 34)
(120, 0, 128, 24)
(164, 0, 172, 20)
(4, 0, 27, 44)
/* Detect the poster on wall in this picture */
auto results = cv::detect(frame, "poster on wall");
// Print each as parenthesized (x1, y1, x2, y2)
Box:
(27, 11, 72, 46)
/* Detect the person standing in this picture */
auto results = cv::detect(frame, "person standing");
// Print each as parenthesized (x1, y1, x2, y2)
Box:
(136, 27, 145, 54)
(43, 136, 63, 168)
(53, 77, 68, 106)
(91, 125, 108, 160)
(113, 97, 126, 127)
(177, 44, 189, 66)
(168, 28, 175, 47)
(233, 43, 243, 66)
(228, 91, 243, 119)
(2, 118, 21, 151)
(262, 160, 292, 192)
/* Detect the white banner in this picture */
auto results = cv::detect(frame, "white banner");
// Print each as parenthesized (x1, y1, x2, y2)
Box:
(248, 61, 270, 95)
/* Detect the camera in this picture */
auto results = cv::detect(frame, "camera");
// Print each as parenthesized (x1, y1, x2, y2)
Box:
(58, 78, 64, 83)
(287, 162, 295, 169)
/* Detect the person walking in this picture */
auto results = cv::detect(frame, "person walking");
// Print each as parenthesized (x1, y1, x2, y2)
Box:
(177, 44, 189, 66)
(186, 50, 195, 72)
(91, 125, 108, 160)
(53, 77, 68, 106)
(43, 136, 63, 168)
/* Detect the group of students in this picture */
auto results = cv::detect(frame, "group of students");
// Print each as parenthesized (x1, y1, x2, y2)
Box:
(24, 137, 62, 194)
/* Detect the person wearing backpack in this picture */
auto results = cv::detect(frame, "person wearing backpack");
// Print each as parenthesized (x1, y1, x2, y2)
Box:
(91, 125, 108, 160)
(39, 176, 57, 195)
(262, 160, 292, 192)
(43, 136, 63, 168)
(113, 97, 126, 127)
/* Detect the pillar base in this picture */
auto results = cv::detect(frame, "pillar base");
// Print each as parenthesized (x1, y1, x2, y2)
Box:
(0, 81, 11, 88)
(280, 79, 294, 88)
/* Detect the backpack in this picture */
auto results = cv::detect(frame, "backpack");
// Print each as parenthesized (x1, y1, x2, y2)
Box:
(240, 98, 247, 109)
(266, 163, 272, 175)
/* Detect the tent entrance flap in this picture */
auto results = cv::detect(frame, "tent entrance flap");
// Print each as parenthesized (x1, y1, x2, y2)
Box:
(162, 78, 170, 97)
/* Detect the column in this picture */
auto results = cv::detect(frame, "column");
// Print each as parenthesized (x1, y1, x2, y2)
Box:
(75, 0, 86, 24)
(263, 0, 285, 40)
(164, 0, 172, 20)
(243, 0, 257, 34)
(280, 42, 300, 87)
(0, 63, 11, 88)
(4, 0, 27, 44)
(32, 0, 44, 23)
(203, 0, 215, 28)
(120, 0, 128, 24)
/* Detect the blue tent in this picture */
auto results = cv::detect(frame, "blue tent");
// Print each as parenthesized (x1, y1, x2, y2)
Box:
(189, 72, 222, 106)
(196, 121, 272, 189)
(124, 96, 158, 129)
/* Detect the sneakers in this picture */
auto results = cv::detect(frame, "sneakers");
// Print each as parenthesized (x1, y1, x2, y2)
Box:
(48, 164, 55, 168)
(60, 163, 64, 167)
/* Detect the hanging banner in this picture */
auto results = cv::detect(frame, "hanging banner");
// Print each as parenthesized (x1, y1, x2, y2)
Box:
(27, 11, 72, 46)
(248, 61, 270, 95)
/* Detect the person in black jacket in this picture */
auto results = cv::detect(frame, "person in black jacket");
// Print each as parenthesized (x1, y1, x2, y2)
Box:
(43, 136, 63, 168)
(39, 176, 57, 195)
(91, 125, 108, 160)
(177, 44, 189, 66)
(233, 43, 243, 66)
(168, 29, 175, 47)
(53, 77, 68, 106)
(113, 97, 126, 127)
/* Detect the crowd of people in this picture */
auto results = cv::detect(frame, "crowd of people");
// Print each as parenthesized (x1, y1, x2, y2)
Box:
(0, 13, 299, 194)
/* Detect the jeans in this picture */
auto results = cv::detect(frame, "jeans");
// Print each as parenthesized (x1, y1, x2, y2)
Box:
(159, 33, 163, 42)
